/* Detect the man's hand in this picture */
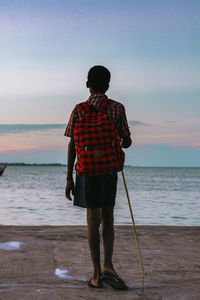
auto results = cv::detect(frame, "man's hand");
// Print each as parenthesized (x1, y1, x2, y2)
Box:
(122, 135, 132, 148)
(65, 179, 75, 200)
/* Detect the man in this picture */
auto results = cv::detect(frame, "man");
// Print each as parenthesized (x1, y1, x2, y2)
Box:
(65, 65, 132, 289)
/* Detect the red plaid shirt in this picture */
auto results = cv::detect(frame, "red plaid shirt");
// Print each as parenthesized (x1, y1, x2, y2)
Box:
(64, 94, 131, 139)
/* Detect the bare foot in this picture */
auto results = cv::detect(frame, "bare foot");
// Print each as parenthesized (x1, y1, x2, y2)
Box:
(101, 267, 127, 288)
(88, 278, 102, 288)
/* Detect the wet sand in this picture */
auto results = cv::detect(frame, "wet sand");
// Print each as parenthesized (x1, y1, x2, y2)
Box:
(0, 225, 200, 299)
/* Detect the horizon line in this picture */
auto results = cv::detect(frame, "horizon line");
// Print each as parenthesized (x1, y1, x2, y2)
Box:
(0, 163, 199, 168)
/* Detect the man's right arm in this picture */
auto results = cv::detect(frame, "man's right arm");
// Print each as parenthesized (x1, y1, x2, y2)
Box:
(65, 137, 76, 200)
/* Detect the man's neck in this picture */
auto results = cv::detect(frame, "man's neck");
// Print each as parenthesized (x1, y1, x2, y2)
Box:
(90, 92, 105, 96)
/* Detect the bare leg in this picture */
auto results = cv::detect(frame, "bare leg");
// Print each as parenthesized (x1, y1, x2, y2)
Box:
(101, 206, 116, 274)
(101, 206, 127, 288)
(87, 207, 102, 287)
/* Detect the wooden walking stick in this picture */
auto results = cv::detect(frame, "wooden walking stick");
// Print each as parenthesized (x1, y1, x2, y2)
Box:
(121, 169, 144, 292)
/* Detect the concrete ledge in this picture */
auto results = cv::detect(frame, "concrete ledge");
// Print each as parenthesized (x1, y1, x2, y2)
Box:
(0, 226, 200, 299)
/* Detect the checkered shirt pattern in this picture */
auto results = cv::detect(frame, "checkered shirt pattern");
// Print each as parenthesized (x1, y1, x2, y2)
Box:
(64, 94, 131, 139)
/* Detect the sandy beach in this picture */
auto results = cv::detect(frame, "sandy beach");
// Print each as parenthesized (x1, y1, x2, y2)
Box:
(0, 225, 200, 299)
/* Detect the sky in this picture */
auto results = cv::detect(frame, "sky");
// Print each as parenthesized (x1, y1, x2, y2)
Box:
(0, 0, 200, 166)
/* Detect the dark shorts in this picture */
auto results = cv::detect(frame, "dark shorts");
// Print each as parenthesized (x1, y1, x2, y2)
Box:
(74, 173, 118, 208)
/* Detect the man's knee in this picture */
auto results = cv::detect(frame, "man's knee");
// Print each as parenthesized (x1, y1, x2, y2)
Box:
(87, 208, 101, 226)
(101, 206, 114, 224)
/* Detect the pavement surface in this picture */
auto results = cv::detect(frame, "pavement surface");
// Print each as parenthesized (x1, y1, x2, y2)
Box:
(0, 225, 200, 299)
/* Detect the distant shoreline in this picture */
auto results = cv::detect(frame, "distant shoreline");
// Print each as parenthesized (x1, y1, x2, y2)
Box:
(0, 163, 66, 166)
(0, 163, 199, 168)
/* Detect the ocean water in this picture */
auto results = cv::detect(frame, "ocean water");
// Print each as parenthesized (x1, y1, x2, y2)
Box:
(0, 166, 199, 226)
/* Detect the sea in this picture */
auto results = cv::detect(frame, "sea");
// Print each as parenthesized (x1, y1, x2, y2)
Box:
(0, 165, 199, 226)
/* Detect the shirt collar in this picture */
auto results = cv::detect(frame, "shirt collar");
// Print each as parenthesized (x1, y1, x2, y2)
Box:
(87, 94, 107, 109)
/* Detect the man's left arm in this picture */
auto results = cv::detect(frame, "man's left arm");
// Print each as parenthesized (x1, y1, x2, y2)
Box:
(122, 135, 132, 148)
(119, 104, 132, 148)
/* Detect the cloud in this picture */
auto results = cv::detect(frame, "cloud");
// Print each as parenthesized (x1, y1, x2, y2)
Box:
(0, 144, 36, 153)
(190, 142, 200, 147)
(165, 121, 176, 123)
(129, 120, 153, 126)
(0, 124, 66, 135)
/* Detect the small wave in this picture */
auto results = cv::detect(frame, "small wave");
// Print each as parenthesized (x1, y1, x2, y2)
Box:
(172, 216, 187, 220)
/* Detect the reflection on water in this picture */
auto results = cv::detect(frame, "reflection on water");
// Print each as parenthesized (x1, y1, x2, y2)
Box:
(0, 166, 199, 225)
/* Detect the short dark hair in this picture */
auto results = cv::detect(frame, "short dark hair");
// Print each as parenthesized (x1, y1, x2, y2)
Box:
(87, 65, 111, 92)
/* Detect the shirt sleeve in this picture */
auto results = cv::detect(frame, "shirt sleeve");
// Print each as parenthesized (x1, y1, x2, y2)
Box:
(64, 106, 77, 138)
(118, 105, 131, 139)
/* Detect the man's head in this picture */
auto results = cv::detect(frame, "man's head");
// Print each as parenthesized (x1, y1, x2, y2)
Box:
(86, 65, 111, 93)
